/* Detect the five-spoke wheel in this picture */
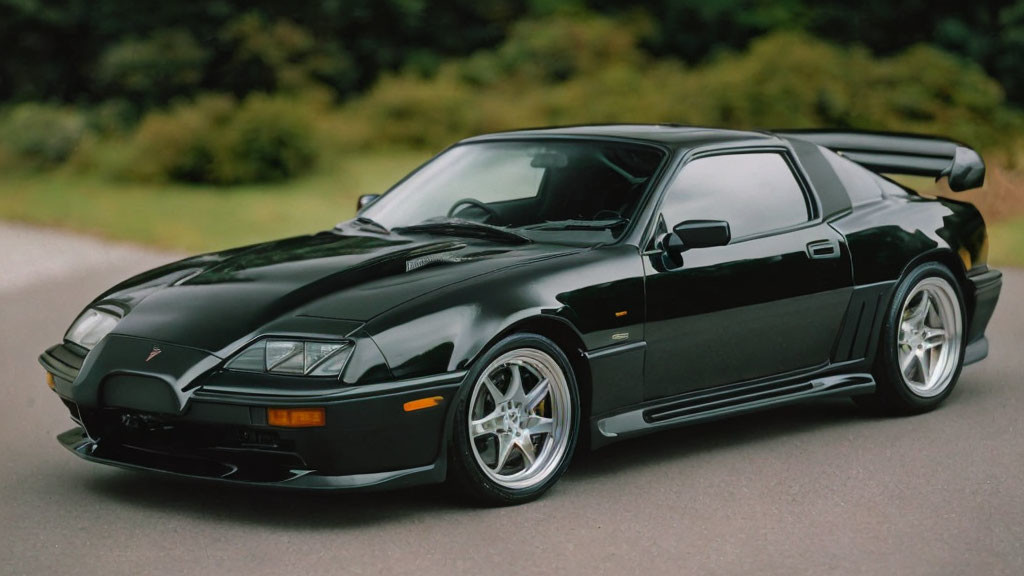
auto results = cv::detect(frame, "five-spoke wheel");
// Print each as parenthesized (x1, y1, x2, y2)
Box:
(896, 277, 963, 397)
(863, 262, 966, 413)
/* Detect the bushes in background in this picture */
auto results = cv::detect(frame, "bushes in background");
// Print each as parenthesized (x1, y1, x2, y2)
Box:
(126, 94, 318, 184)
(340, 17, 1020, 150)
(2, 14, 1020, 185)
(0, 103, 87, 169)
(97, 29, 208, 107)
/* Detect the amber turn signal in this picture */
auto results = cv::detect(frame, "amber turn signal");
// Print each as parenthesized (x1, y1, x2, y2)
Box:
(267, 407, 325, 428)
(403, 396, 444, 412)
(45, 372, 56, 390)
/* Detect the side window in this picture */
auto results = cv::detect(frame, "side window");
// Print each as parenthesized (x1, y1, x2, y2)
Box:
(660, 152, 810, 239)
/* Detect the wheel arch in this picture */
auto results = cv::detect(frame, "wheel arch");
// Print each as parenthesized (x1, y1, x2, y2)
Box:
(474, 315, 593, 422)
(897, 248, 973, 322)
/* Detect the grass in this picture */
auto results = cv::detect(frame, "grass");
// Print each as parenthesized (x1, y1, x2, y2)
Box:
(0, 150, 431, 252)
(0, 149, 1022, 268)
(988, 217, 1024, 268)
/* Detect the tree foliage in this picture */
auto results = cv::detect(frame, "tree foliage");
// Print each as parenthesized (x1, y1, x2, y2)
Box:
(1, 3, 1021, 184)
(340, 17, 1017, 150)
(0, 0, 1021, 106)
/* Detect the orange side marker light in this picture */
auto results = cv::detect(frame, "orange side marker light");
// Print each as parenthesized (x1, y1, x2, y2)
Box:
(404, 396, 444, 412)
(46, 372, 56, 390)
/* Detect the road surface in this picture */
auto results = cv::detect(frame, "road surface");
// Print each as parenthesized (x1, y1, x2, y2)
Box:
(1, 221, 1021, 575)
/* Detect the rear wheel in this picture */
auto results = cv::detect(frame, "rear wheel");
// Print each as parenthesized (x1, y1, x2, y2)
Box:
(448, 333, 579, 505)
(862, 262, 966, 414)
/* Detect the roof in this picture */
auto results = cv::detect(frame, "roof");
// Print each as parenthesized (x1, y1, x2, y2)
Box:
(461, 124, 780, 148)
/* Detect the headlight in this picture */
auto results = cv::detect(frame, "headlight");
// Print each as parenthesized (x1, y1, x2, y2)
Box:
(226, 339, 354, 377)
(65, 308, 120, 350)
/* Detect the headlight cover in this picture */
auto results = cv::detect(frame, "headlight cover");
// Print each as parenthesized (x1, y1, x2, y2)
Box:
(226, 339, 354, 377)
(65, 308, 120, 350)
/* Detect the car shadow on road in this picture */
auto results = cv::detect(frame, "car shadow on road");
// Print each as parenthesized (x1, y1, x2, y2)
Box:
(76, 397, 890, 527)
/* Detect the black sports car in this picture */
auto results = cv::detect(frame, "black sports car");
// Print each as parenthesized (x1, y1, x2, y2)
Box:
(41, 125, 1002, 505)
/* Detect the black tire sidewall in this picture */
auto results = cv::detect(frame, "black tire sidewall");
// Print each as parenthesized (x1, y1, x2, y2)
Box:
(448, 333, 580, 505)
(875, 262, 967, 413)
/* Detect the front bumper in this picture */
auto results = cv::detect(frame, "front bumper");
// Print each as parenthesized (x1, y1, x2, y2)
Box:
(57, 427, 443, 490)
(41, 341, 465, 490)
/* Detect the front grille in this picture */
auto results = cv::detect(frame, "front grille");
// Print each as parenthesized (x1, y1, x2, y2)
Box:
(101, 375, 179, 413)
(91, 408, 305, 471)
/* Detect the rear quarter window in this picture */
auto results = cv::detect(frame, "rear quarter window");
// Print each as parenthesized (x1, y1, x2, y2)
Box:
(821, 148, 884, 206)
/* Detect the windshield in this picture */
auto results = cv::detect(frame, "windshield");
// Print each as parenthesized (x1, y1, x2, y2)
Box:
(359, 140, 666, 245)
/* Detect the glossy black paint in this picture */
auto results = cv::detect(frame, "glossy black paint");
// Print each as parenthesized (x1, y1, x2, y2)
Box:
(40, 124, 1001, 490)
(643, 222, 853, 400)
(779, 130, 986, 191)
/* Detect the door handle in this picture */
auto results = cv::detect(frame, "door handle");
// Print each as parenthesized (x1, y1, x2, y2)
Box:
(806, 239, 840, 260)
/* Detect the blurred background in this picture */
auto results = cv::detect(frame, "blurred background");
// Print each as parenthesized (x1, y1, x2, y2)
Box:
(0, 0, 1021, 263)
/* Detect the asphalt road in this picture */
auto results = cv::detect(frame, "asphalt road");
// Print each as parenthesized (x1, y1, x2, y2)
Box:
(1, 221, 1022, 576)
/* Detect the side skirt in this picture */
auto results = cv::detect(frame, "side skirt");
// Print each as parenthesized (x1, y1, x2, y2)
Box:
(593, 372, 875, 447)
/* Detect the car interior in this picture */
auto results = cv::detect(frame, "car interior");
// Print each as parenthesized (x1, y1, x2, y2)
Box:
(449, 145, 664, 229)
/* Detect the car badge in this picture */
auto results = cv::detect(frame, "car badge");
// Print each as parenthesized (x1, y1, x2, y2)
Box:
(145, 347, 162, 362)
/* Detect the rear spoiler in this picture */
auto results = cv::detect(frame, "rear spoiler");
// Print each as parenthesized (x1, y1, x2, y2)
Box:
(776, 130, 985, 192)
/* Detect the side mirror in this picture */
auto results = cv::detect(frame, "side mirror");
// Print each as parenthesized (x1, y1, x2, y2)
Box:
(357, 194, 381, 211)
(661, 219, 731, 267)
(673, 219, 731, 249)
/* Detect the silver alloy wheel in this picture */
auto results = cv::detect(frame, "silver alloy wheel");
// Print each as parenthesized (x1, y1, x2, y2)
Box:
(897, 276, 963, 397)
(467, 348, 572, 490)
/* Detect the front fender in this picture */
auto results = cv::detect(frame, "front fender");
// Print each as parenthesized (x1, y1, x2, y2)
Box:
(363, 245, 646, 380)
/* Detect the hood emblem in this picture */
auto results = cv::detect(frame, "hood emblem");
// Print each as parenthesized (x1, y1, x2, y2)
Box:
(145, 347, 162, 362)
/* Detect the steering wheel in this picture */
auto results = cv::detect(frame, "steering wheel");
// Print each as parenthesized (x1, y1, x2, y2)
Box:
(447, 198, 500, 222)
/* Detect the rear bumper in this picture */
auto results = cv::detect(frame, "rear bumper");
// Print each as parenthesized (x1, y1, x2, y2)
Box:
(964, 267, 1002, 366)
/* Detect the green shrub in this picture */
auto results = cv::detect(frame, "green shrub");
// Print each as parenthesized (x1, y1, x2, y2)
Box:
(0, 103, 88, 168)
(97, 29, 208, 106)
(128, 94, 234, 182)
(478, 14, 645, 83)
(337, 20, 1022, 151)
(126, 93, 318, 184)
(210, 94, 318, 183)
(219, 13, 356, 96)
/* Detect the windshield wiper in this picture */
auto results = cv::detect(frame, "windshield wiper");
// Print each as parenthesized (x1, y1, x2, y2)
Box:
(394, 218, 531, 245)
(349, 216, 390, 234)
(523, 218, 629, 231)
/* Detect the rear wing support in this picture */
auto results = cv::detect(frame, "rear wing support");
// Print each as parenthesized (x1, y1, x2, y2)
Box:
(776, 130, 985, 192)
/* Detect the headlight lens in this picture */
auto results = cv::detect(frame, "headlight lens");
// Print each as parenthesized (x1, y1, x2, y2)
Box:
(65, 308, 120, 350)
(226, 339, 354, 377)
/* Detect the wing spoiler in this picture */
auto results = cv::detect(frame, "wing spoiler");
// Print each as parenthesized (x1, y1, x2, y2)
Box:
(776, 130, 985, 192)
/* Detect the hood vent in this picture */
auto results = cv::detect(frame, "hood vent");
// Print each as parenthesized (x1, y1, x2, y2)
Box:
(405, 245, 509, 273)
(406, 251, 465, 272)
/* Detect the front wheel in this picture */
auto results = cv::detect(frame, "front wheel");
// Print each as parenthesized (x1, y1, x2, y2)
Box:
(862, 262, 966, 414)
(448, 334, 580, 505)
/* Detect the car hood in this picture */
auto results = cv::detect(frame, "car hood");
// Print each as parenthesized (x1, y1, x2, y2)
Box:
(101, 228, 581, 355)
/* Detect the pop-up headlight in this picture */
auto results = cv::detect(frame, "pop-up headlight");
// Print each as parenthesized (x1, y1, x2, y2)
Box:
(65, 309, 120, 350)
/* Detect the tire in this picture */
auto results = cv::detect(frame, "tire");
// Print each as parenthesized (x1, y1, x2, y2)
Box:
(448, 333, 580, 505)
(861, 262, 966, 414)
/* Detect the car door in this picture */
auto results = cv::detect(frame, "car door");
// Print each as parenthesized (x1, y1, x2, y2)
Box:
(642, 149, 853, 401)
